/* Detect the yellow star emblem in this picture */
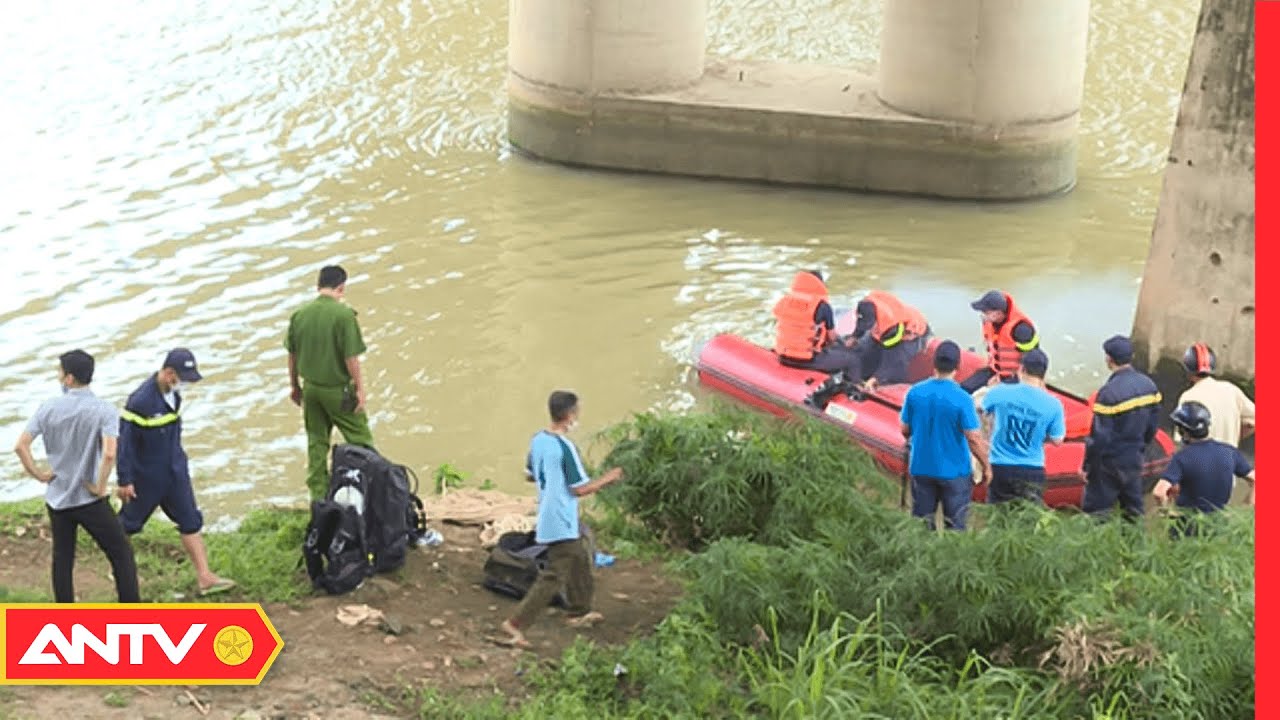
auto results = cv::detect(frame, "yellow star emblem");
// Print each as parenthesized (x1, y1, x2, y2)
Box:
(213, 625, 254, 666)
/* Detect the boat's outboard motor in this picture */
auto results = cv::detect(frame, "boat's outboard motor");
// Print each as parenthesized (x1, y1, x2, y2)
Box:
(804, 372, 864, 409)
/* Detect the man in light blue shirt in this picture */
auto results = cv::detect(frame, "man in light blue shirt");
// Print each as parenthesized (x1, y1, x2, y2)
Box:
(500, 390, 623, 648)
(526, 427, 592, 545)
(980, 349, 1066, 504)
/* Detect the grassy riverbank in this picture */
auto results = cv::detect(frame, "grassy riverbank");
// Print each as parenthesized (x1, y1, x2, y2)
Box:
(436, 406, 1254, 719)
(0, 405, 1255, 719)
(0, 499, 311, 604)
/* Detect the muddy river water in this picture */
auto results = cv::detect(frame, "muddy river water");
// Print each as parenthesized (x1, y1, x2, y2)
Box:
(0, 0, 1199, 525)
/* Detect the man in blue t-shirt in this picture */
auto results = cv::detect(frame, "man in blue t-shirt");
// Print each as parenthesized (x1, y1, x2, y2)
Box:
(980, 349, 1066, 505)
(900, 341, 992, 530)
(500, 390, 623, 649)
(1153, 401, 1255, 536)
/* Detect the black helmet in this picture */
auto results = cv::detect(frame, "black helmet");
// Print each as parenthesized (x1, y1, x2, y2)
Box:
(1170, 401, 1212, 440)
(1182, 343, 1217, 376)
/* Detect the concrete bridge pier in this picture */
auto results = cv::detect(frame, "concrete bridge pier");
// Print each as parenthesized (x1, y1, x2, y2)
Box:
(506, 0, 1094, 200)
(1131, 0, 1255, 412)
(507, 0, 706, 96)
(507, 0, 708, 163)
(878, 0, 1091, 195)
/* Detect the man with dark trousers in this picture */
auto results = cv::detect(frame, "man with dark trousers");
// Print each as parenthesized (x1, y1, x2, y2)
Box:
(962, 290, 1041, 393)
(1153, 401, 1255, 537)
(1081, 335, 1162, 520)
(980, 348, 1066, 505)
(118, 349, 236, 596)
(14, 350, 140, 603)
(772, 270, 863, 381)
(900, 341, 992, 531)
(851, 290, 933, 388)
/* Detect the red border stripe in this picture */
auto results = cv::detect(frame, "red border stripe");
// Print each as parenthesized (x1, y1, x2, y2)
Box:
(1256, 2, 1272, 717)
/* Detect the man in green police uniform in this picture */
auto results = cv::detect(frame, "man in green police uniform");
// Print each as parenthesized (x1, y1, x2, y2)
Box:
(285, 265, 375, 500)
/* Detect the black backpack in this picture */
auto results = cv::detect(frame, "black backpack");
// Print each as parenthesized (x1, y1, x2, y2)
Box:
(328, 444, 428, 573)
(303, 501, 372, 595)
(302, 445, 429, 595)
(481, 531, 566, 607)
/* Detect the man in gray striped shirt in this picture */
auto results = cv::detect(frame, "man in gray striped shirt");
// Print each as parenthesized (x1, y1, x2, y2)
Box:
(13, 349, 140, 602)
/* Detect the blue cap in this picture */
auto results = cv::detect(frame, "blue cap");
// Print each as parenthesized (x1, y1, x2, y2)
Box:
(970, 290, 1008, 313)
(934, 340, 961, 370)
(1103, 335, 1133, 364)
(163, 348, 203, 382)
(1021, 348, 1049, 374)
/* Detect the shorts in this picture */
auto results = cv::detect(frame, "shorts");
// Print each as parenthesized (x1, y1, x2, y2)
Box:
(119, 475, 204, 535)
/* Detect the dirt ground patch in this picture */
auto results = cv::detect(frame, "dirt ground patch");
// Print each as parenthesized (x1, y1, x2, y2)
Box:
(0, 520, 680, 720)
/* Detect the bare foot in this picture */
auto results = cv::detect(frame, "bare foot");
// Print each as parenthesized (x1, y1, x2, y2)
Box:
(565, 611, 604, 628)
(498, 620, 532, 648)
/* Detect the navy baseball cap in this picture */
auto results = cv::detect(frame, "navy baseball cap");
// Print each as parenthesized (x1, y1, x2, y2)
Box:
(933, 340, 961, 371)
(970, 290, 1008, 313)
(164, 348, 203, 382)
(1021, 348, 1049, 374)
(1102, 335, 1133, 364)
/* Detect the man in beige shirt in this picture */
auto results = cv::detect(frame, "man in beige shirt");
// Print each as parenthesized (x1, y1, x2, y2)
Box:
(1177, 343, 1255, 447)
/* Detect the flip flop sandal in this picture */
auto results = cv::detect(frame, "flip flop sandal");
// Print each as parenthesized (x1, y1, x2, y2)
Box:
(565, 612, 604, 628)
(486, 634, 531, 649)
(197, 579, 238, 597)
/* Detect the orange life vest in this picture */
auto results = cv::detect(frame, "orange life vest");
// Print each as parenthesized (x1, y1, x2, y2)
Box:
(981, 293, 1039, 379)
(773, 272, 831, 361)
(863, 291, 929, 348)
(1064, 389, 1099, 440)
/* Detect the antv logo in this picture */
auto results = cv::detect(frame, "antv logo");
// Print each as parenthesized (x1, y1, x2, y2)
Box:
(18, 623, 207, 666)
(0, 604, 283, 685)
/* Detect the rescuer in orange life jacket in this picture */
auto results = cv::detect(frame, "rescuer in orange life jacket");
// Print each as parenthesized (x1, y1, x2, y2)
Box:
(850, 291, 933, 389)
(772, 270, 862, 381)
(961, 290, 1042, 394)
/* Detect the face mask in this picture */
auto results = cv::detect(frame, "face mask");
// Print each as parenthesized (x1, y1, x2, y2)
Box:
(566, 419, 579, 433)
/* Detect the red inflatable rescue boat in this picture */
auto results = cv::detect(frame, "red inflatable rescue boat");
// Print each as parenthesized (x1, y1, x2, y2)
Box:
(695, 326, 1174, 509)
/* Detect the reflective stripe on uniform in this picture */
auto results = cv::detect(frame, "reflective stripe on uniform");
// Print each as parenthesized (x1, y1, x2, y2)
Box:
(1014, 329, 1040, 353)
(120, 408, 181, 427)
(880, 322, 906, 348)
(1092, 392, 1162, 416)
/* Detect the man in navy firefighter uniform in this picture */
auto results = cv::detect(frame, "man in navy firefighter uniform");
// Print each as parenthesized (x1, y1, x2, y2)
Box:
(117, 348, 236, 596)
(1081, 335, 1162, 520)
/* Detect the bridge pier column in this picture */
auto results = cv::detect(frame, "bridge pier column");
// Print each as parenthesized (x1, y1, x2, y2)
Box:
(1131, 0, 1255, 409)
(508, 0, 707, 95)
(878, 0, 1091, 126)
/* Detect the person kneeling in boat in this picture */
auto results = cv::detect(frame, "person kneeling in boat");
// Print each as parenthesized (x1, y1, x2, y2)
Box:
(772, 270, 862, 383)
(961, 290, 1041, 394)
(1152, 401, 1254, 537)
(850, 291, 932, 390)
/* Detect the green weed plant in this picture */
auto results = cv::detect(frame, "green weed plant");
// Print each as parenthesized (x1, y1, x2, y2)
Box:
(593, 407, 1255, 719)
